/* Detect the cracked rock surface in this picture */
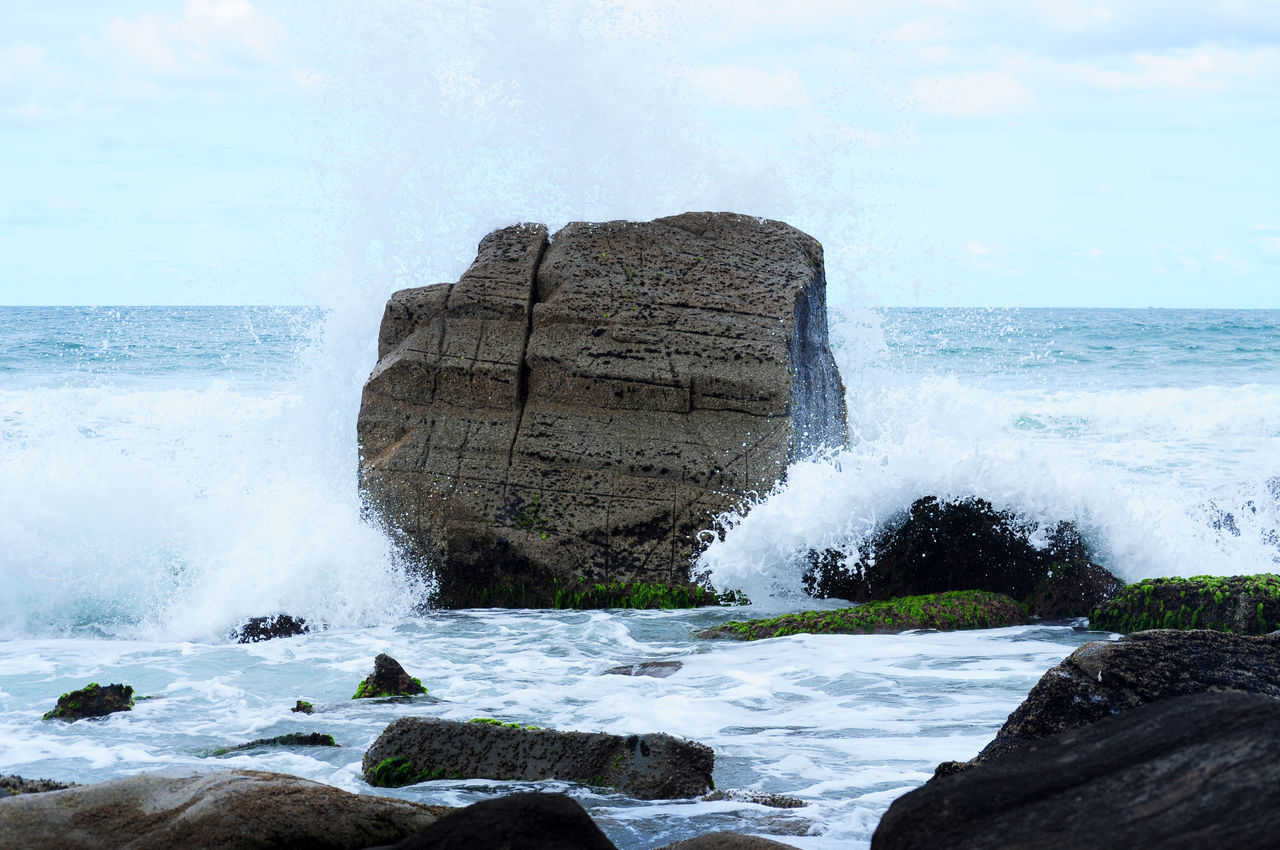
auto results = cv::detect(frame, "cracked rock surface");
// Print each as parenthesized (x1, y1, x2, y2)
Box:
(358, 212, 848, 607)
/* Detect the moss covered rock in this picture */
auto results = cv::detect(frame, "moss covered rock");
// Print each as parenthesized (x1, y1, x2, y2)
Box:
(1090, 574, 1280, 635)
(42, 683, 134, 721)
(695, 590, 1029, 641)
(352, 654, 426, 700)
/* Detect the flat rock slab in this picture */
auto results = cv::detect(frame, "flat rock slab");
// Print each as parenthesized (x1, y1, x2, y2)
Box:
(872, 691, 1280, 850)
(0, 768, 447, 850)
(975, 628, 1280, 763)
(363, 717, 714, 800)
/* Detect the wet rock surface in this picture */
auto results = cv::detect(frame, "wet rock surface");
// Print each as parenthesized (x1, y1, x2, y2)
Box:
(872, 691, 1280, 850)
(697, 590, 1029, 640)
(367, 792, 618, 850)
(235, 614, 310, 642)
(0, 768, 448, 850)
(353, 653, 426, 699)
(42, 682, 133, 721)
(1091, 573, 1280, 634)
(974, 628, 1280, 764)
(358, 212, 848, 607)
(657, 834, 803, 850)
(363, 716, 714, 800)
(602, 660, 683, 678)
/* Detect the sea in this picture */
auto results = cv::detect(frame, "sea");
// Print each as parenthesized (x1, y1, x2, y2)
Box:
(2, 305, 1278, 848)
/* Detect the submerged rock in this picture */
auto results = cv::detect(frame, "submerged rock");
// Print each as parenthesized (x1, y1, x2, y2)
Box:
(696, 590, 1029, 641)
(353, 653, 426, 699)
(1090, 573, 1280, 634)
(803, 497, 1121, 618)
(872, 691, 1280, 850)
(362, 716, 714, 800)
(657, 834, 803, 850)
(602, 660, 683, 678)
(42, 683, 134, 721)
(0, 768, 449, 850)
(213, 732, 338, 754)
(234, 614, 310, 642)
(358, 212, 848, 608)
(973, 628, 1280, 764)
(291, 700, 314, 714)
(366, 792, 618, 850)
(701, 789, 806, 809)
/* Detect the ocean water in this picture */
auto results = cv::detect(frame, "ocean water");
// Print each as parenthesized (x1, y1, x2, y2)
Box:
(1, 305, 1277, 848)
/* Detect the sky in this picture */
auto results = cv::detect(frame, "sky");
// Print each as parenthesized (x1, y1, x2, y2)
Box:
(1, 0, 1278, 308)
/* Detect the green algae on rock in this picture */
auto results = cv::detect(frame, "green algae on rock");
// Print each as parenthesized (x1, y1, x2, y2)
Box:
(352, 653, 426, 700)
(1090, 574, 1280, 635)
(42, 683, 134, 721)
(696, 590, 1029, 641)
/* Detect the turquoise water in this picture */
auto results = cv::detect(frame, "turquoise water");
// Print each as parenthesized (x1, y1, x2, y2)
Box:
(1, 306, 1277, 847)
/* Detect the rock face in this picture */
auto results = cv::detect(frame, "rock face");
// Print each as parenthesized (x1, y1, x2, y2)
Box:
(872, 691, 1280, 850)
(0, 768, 447, 850)
(974, 628, 1280, 764)
(358, 212, 848, 607)
(803, 497, 1122, 618)
(1091, 573, 1280, 634)
(363, 716, 714, 800)
(371, 792, 619, 850)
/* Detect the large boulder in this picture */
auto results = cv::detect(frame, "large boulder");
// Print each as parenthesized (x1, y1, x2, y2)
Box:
(0, 768, 448, 850)
(872, 691, 1280, 850)
(972, 628, 1280, 764)
(368, 792, 618, 850)
(358, 212, 848, 607)
(363, 716, 714, 800)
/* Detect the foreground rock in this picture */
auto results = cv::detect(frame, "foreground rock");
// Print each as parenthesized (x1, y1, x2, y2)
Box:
(358, 212, 848, 608)
(353, 653, 426, 699)
(872, 691, 1280, 850)
(973, 628, 1280, 764)
(42, 682, 134, 721)
(804, 497, 1122, 617)
(1091, 573, 1280, 634)
(368, 792, 617, 850)
(363, 717, 714, 799)
(0, 768, 448, 849)
(697, 591, 1029, 641)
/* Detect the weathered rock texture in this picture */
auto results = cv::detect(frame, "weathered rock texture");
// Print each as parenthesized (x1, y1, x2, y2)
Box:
(0, 768, 447, 850)
(358, 212, 848, 607)
(42, 682, 133, 721)
(363, 716, 714, 800)
(369, 792, 619, 850)
(872, 691, 1280, 850)
(974, 628, 1280, 764)
(353, 653, 426, 699)
(1091, 573, 1280, 634)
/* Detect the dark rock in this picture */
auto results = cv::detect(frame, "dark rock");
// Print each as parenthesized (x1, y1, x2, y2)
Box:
(42, 682, 133, 721)
(235, 614, 310, 642)
(1091, 573, 1280, 634)
(696, 590, 1029, 641)
(974, 628, 1280, 764)
(372, 792, 618, 850)
(0, 776, 77, 796)
(214, 732, 338, 754)
(358, 212, 848, 608)
(292, 699, 314, 714)
(353, 653, 426, 699)
(363, 716, 714, 800)
(0, 768, 448, 849)
(871, 691, 1280, 850)
(657, 834, 803, 850)
(602, 660, 683, 678)
(803, 498, 1121, 618)
(701, 789, 806, 808)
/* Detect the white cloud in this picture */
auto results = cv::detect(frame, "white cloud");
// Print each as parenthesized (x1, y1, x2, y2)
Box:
(687, 65, 810, 109)
(910, 70, 1037, 116)
(968, 241, 990, 256)
(100, 0, 282, 76)
(1077, 45, 1280, 93)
